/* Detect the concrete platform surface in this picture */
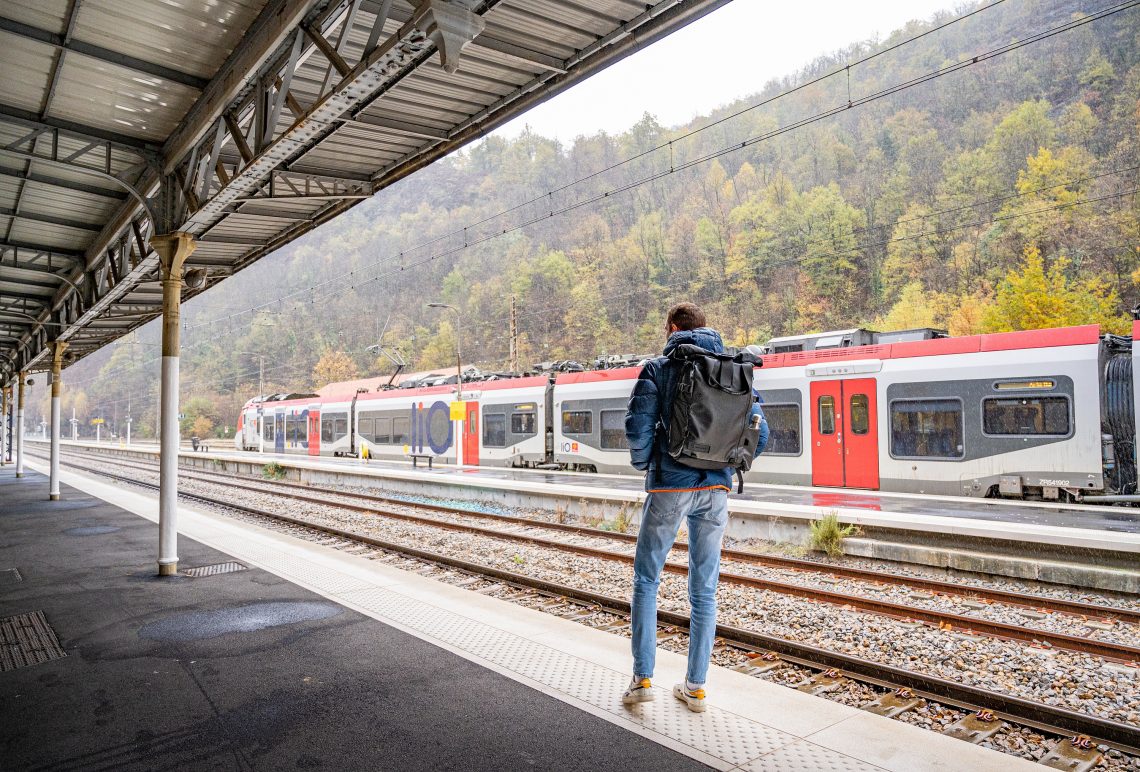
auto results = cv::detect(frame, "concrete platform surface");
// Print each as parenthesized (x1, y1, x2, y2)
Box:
(0, 467, 706, 771)
(11, 458, 1041, 772)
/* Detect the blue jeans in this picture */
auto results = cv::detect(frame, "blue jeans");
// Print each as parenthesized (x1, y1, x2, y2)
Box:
(631, 488, 728, 685)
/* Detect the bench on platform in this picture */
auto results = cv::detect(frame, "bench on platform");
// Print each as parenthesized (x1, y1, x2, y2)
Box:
(409, 453, 435, 469)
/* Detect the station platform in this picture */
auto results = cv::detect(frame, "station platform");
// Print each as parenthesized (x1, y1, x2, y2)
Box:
(3, 460, 1031, 771)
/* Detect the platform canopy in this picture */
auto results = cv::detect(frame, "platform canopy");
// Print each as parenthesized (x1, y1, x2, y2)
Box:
(0, 0, 727, 381)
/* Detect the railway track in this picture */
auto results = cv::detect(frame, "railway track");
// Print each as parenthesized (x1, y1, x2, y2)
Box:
(49, 449, 1140, 656)
(39, 450, 1140, 756)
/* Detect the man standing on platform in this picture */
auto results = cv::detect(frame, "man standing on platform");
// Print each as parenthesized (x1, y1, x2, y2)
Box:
(621, 302, 767, 712)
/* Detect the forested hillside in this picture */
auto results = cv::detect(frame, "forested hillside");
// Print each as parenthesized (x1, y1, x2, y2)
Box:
(38, 0, 1140, 439)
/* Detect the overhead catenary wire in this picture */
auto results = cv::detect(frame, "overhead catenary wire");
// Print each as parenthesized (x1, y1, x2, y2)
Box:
(47, 0, 1140, 395)
(185, 0, 1041, 331)
(62, 175, 1139, 400)
(459, 185, 1140, 345)
(185, 0, 1139, 331)
(56, 164, 1140, 394)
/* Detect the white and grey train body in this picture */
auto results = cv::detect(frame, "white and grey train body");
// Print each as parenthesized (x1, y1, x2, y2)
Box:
(236, 323, 1137, 502)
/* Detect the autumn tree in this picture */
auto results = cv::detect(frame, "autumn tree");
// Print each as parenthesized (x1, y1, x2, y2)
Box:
(311, 349, 358, 387)
(982, 245, 1127, 334)
(191, 415, 214, 439)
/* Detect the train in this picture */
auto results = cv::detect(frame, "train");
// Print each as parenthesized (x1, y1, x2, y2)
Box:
(234, 322, 1138, 502)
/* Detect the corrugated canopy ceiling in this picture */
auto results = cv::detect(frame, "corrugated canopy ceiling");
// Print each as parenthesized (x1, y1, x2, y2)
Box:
(0, 0, 727, 382)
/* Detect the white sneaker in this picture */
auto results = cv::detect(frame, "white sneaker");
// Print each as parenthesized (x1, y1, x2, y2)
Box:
(622, 677, 655, 705)
(673, 683, 707, 712)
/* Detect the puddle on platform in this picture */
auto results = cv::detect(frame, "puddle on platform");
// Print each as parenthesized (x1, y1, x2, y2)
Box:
(138, 601, 342, 641)
(64, 525, 121, 535)
(14, 500, 102, 514)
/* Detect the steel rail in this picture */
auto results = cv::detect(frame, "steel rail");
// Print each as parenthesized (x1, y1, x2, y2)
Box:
(49, 449, 1140, 662)
(52, 458, 1140, 752)
(236, 468, 1140, 622)
(50, 446, 1140, 626)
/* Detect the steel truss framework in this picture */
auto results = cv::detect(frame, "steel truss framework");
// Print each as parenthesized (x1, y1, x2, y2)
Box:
(1, 0, 728, 380)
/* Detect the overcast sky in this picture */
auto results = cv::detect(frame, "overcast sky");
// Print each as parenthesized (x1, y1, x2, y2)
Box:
(495, 0, 958, 142)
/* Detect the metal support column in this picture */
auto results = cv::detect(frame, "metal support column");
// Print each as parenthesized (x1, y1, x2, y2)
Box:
(1, 385, 8, 466)
(16, 371, 26, 478)
(150, 232, 197, 576)
(48, 341, 68, 500)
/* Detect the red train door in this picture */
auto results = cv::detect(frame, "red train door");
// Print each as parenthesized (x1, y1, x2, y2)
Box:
(842, 378, 879, 490)
(463, 402, 479, 466)
(809, 379, 880, 489)
(810, 381, 844, 486)
(308, 411, 320, 456)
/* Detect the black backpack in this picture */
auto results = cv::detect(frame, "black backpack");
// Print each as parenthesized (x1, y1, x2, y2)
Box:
(665, 344, 762, 493)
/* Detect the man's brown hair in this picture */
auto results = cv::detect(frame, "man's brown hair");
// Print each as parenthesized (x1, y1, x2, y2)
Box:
(666, 302, 707, 335)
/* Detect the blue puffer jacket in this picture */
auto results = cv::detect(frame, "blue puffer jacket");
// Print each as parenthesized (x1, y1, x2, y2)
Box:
(625, 327, 769, 492)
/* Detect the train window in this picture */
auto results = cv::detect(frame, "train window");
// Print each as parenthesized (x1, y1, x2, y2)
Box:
(333, 416, 347, 440)
(600, 410, 628, 450)
(374, 418, 391, 444)
(287, 415, 305, 442)
(484, 414, 507, 447)
(392, 417, 410, 446)
(761, 404, 801, 455)
(265, 417, 276, 441)
(850, 394, 869, 435)
(511, 404, 537, 434)
(890, 399, 963, 459)
(562, 410, 592, 435)
(818, 396, 835, 435)
(359, 418, 373, 440)
(983, 396, 1069, 436)
(321, 416, 332, 443)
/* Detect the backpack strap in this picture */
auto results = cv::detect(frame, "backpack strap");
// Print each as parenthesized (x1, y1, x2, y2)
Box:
(736, 468, 744, 494)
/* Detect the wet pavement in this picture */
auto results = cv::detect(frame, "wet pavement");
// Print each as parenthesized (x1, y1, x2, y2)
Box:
(0, 467, 709, 771)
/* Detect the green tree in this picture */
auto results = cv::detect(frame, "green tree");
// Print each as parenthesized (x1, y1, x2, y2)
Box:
(418, 320, 459, 371)
(985, 100, 1056, 186)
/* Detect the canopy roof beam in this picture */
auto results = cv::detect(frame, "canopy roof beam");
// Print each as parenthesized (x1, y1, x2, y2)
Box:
(0, 103, 159, 154)
(175, 0, 487, 236)
(0, 163, 127, 199)
(0, 206, 101, 232)
(0, 15, 209, 90)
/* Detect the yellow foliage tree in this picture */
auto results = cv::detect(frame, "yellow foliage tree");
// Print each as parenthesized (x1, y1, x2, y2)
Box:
(876, 282, 938, 331)
(311, 349, 358, 387)
(190, 415, 214, 438)
(946, 293, 990, 336)
(981, 244, 1128, 334)
(997, 146, 1093, 252)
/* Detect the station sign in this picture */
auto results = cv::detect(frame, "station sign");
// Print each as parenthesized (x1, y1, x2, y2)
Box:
(449, 400, 467, 420)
